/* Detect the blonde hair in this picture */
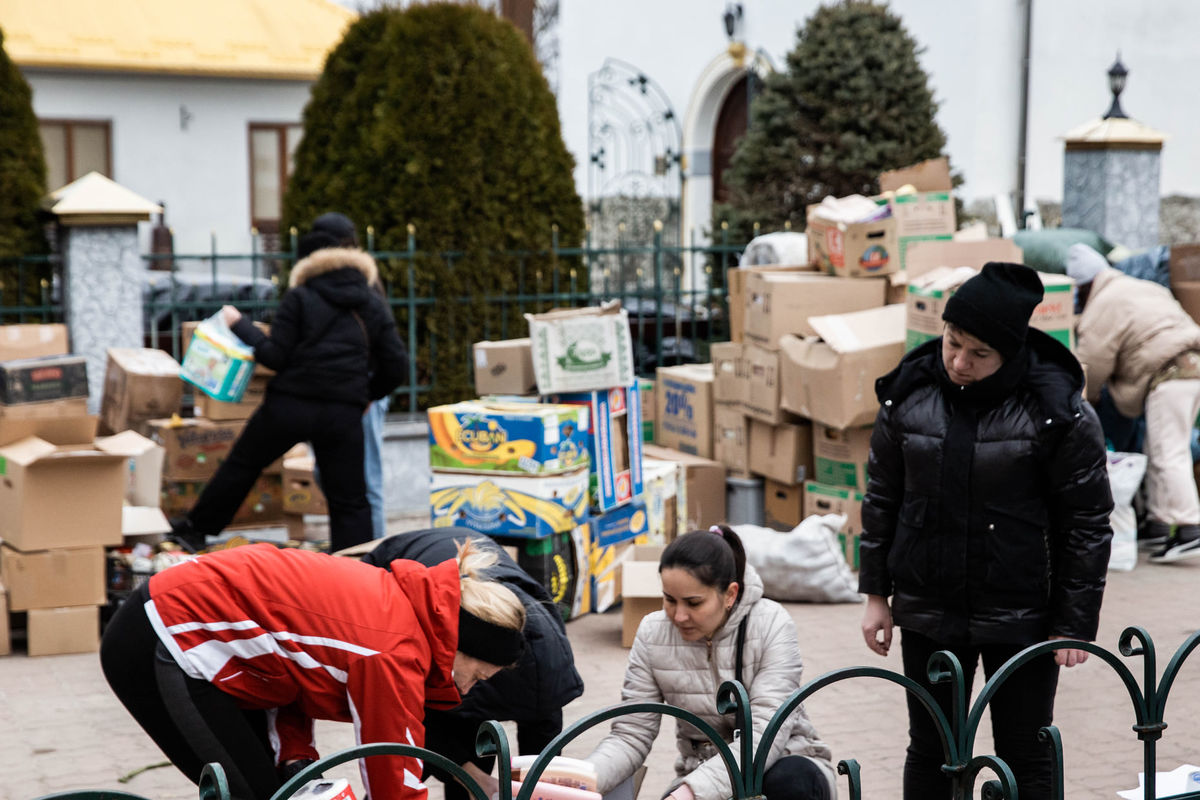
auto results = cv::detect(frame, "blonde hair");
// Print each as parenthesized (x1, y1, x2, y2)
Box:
(456, 538, 526, 632)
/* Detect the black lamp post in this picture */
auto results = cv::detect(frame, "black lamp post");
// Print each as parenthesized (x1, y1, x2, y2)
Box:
(723, 3, 743, 41)
(1104, 54, 1128, 119)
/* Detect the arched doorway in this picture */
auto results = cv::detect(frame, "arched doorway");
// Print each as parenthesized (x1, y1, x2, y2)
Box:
(711, 75, 749, 206)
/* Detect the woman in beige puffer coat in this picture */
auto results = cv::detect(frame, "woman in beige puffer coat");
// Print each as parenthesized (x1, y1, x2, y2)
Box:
(587, 527, 836, 800)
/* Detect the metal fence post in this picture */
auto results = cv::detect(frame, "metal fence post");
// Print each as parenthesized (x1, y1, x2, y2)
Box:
(406, 223, 418, 412)
(653, 219, 664, 370)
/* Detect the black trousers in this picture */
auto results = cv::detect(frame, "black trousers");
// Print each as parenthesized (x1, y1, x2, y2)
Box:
(761, 754, 832, 800)
(187, 392, 372, 552)
(900, 629, 1060, 800)
(100, 583, 281, 800)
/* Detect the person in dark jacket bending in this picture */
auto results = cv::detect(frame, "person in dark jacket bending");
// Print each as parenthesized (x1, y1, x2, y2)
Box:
(170, 217, 408, 553)
(359, 528, 585, 800)
(857, 262, 1113, 799)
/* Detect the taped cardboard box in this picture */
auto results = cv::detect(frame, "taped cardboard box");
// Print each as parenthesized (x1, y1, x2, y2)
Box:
(713, 403, 751, 478)
(0, 437, 126, 550)
(743, 343, 783, 424)
(638, 378, 655, 445)
(779, 304, 906, 429)
(0, 323, 68, 362)
(282, 455, 328, 515)
(543, 385, 644, 512)
(725, 264, 817, 343)
(0, 544, 106, 611)
(526, 302, 635, 394)
(874, 157, 956, 269)
(903, 238, 1024, 280)
(160, 473, 284, 530)
(473, 338, 537, 396)
(641, 444, 726, 531)
(813, 423, 872, 490)
(743, 271, 887, 347)
(748, 417, 813, 486)
(763, 478, 805, 531)
(642, 457, 682, 544)
(807, 204, 899, 278)
(27, 605, 100, 657)
(655, 363, 714, 458)
(621, 545, 665, 647)
(99, 348, 182, 434)
(0, 582, 9, 656)
(149, 417, 246, 481)
(711, 341, 746, 406)
(803, 481, 865, 538)
(193, 374, 269, 421)
(0, 406, 96, 447)
(0, 354, 89, 405)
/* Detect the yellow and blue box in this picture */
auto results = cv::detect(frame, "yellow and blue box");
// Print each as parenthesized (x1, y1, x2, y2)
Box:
(588, 499, 650, 612)
(428, 401, 591, 475)
(429, 468, 589, 539)
(543, 383, 645, 512)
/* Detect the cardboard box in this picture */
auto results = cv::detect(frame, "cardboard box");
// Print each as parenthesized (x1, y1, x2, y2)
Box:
(713, 403, 751, 478)
(621, 544, 665, 647)
(726, 265, 817, 344)
(807, 205, 899, 278)
(121, 505, 171, 544)
(149, 417, 246, 481)
(641, 444, 726, 531)
(905, 266, 1076, 351)
(100, 348, 182, 434)
(429, 468, 589, 538)
(655, 364, 714, 458)
(0, 544, 106, 611)
(0, 397, 87, 419)
(0, 582, 9, 656)
(743, 343, 784, 423)
(0, 409, 97, 447)
(0, 324, 68, 362)
(589, 503, 650, 612)
(779, 304, 906, 429)
(160, 473, 284, 530)
(813, 423, 872, 490)
(193, 374, 269, 421)
(742, 272, 887, 347)
(591, 498, 650, 549)
(748, 417, 813, 486)
(638, 378, 655, 444)
(428, 401, 591, 476)
(875, 157, 956, 269)
(95, 429, 164, 507)
(903, 238, 1024, 280)
(493, 525, 590, 621)
(711, 341, 746, 406)
(839, 531, 861, 571)
(0, 437, 126, 550)
(0, 354, 89, 405)
(803, 481, 865, 536)
(642, 457, 682, 544)
(26, 605, 100, 657)
(543, 385, 644, 512)
(887, 272, 908, 305)
(526, 302, 636, 394)
(763, 478, 805, 531)
(473, 338, 537, 396)
(282, 455, 328, 515)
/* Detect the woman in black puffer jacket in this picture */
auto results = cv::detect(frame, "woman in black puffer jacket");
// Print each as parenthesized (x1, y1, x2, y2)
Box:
(858, 262, 1112, 799)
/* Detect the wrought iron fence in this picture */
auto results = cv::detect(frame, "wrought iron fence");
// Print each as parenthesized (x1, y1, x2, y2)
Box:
(31, 628, 1200, 800)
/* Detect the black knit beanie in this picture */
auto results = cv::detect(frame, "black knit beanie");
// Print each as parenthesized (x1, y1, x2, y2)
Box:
(458, 608, 526, 667)
(310, 212, 358, 247)
(295, 230, 340, 260)
(941, 262, 1044, 358)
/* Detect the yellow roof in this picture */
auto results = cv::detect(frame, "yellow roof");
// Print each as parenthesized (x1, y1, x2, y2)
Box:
(2, 0, 356, 80)
(1061, 116, 1167, 149)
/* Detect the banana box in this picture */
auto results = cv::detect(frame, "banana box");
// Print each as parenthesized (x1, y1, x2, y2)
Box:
(429, 467, 589, 538)
(589, 499, 650, 613)
(493, 525, 591, 621)
(542, 383, 645, 512)
(428, 402, 590, 476)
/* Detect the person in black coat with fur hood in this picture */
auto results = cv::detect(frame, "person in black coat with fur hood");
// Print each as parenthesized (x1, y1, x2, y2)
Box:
(857, 262, 1113, 799)
(359, 527, 585, 800)
(170, 214, 408, 553)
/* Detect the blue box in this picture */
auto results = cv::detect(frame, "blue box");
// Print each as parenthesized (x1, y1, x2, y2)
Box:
(543, 383, 645, 512)
(589, 498, 649, 549)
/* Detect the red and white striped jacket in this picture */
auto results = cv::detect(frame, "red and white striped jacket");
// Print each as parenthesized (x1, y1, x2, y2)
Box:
(147, 543, 463, 800)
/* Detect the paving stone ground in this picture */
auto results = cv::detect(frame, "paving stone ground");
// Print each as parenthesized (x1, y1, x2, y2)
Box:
(3, 537, 1198, 800)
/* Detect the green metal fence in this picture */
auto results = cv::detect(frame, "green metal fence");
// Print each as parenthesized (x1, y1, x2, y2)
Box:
(31, 628, 1200, 800)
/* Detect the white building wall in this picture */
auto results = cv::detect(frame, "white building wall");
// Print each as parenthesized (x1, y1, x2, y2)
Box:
(26, 70, 312, 257)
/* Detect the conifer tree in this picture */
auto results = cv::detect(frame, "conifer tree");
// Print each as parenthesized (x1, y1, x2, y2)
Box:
(0, 27, 48, 259)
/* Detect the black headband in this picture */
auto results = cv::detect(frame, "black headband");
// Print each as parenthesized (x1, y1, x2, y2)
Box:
(457, 608, 525, 666)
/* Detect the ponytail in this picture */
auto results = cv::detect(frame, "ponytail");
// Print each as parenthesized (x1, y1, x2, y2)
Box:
(659, 524, 746, 605)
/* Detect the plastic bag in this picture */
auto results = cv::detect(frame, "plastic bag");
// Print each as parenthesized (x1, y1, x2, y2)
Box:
(179, 311, 256, 403)
(734, 515, 862, 603)
(1106, 451, 1148, 572)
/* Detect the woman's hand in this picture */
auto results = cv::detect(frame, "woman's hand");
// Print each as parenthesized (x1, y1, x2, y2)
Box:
(668, 783, 695, 800)
(220, 304, 242, 326)
(461, 761, 499, 799)
(1048, 635, 1089, 667)
(861, 594, 893, 656)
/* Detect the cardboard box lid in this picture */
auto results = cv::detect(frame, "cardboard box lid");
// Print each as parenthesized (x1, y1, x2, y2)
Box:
(525, 299, 623, 322)
(904, 238, 1024, 279)
(909, 265, 979, 294)
(0, 414, 98, 447)
(657, 363, 715, 381)
(474, 337, 532, 349)
(642, 443, 723, 469)
(0, 435, 127, 467)
(808, 304, 907, 353)
(879, 157, 953, 193)
(122, 505, 172, 536)
(622, 558, 664, 598)
(95, 429, 160, 457)
(107, 347, 181, 376)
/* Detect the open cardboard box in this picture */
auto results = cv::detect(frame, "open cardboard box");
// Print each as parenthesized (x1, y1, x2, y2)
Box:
(620, 544, 665, 647)
(903, 238, 1024, 280)
(742, 271, 886, 347)
(875, 157, 956, 270)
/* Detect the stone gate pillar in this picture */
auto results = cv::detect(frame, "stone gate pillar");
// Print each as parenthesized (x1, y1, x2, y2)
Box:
(46, 172, 161, 413)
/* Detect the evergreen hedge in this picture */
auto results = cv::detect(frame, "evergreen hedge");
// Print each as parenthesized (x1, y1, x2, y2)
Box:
(283, 3, 584, 406)
(0, 27, 48, 274)
(715, 0, 948, 243)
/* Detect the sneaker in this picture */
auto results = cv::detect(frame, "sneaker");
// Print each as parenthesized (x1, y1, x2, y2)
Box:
(1149, 525, 1200, 563)
(1138, 519, 1172, 552)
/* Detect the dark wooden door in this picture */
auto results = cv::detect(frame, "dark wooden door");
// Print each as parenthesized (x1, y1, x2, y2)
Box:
(712, 76, 749, 204)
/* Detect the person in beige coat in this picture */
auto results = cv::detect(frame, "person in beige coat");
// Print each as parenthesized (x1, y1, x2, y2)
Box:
(587, 526, 836, 800)
(1069, 243, 1200, 562)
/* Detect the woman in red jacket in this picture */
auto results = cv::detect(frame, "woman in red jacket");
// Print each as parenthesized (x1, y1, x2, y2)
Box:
(100, 541, 526, 800)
